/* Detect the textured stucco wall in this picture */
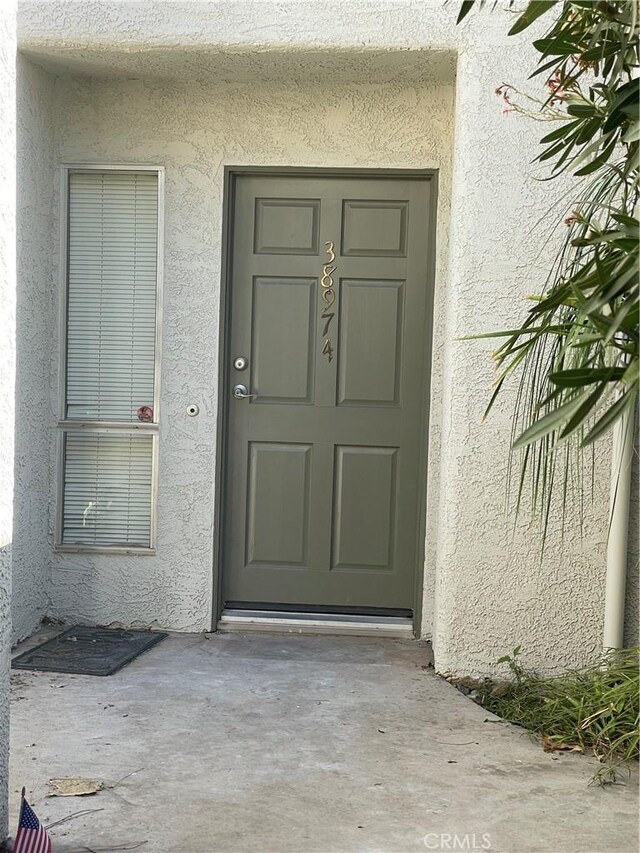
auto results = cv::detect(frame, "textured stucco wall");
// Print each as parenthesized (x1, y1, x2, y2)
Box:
(13, 0, 630, 675)
(11, 56, 55, 644)
(45, 70, 456, 635)
(433, 41, 614, 677)
(625, 435, 639, 647)
(0, 2, 16, 841)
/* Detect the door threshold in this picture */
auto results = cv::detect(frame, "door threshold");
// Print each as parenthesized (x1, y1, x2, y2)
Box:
(218, 609, 414, 638)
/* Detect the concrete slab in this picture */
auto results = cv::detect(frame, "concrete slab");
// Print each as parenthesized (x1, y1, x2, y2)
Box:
(8, 630, 639, 853)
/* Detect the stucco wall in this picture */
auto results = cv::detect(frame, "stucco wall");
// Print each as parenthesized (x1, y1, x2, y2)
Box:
(625, 438, 639, 647)
(11, 56, 55, 644)
(45, 69, 456, 635)
(14, 0, 628, 675)
(0, 2, 16, 841)
(433, 41, 615, 676)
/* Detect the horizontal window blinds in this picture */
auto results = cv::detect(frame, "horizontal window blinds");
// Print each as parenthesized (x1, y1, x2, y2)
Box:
(59, 169, 160, 551)
(62, 432, 154, 548)
(66, 171, 158, 422)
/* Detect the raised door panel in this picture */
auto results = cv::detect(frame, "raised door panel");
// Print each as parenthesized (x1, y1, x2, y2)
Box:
(337, 279, 404, 407)
(254, 198, 320, 255)
(332, 445, 398, 570)
(342, 199, 408, 257)
(251, 277, 316, 403)
(246, 442, 311, 567)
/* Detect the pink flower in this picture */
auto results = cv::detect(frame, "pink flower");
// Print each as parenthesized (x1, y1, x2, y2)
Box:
(495, 83, 513, 104)
(564, 211, 582, 226)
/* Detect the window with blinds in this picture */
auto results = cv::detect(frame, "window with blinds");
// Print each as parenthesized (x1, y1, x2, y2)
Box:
(62, 433, 154, 548)
(66, 171, 158, 422)
(58, 168, 162, 551)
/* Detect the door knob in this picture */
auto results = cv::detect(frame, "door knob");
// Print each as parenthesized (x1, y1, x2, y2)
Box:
(232, 384, 256, 399)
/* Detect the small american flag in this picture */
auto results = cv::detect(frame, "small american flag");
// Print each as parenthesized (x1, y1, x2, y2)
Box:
(14, 790, 52, 853)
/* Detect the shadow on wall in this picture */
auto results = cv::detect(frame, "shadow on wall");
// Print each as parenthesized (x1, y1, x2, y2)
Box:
(12, 56, 55, 642)
(625, 435, 639, 647)
(0, 541, 11, 844)
(0, 543, 11, 650)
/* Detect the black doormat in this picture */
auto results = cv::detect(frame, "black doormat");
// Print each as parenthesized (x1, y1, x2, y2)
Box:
(12, 625, 168, 676)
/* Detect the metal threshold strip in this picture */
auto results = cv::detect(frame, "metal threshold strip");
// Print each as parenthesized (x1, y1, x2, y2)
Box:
(218, 609, 414, 638)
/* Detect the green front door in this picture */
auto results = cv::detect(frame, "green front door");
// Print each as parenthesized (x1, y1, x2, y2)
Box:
(222, 172, 435, 612)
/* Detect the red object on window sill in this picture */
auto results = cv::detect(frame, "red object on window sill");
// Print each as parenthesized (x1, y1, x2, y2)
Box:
(136, 406, 154, 423)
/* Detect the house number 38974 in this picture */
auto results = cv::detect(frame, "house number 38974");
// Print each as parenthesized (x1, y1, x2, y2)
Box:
(321, 240, 336, 362)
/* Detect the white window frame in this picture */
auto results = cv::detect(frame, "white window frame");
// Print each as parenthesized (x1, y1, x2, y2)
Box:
(55, 164, 165, 554)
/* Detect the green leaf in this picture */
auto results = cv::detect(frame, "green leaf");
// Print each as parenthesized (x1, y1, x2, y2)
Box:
(508, 1, 558, 36)
(540, 120, 581, 145)
(532, 37, 576, 57)
(512, 395, 583, 450)
(602, 80, 639, 132)
(482, 373, 508, 423)
(457, 325, 567, 341)
(567, 104, 597, 117)
(558, 382, 609, 440)
(622, 361, 639, 385)
(582, 389, 638, 446)
(606, 299, 639, 342)
(610, 212, 639, 229)
(539, 138, 570, 162)
(456, 0, 476, 23)
(531, 54, 567, 78)
(568, 132, 616, 169)
(623, 119, 640, 144)
(549, 367, 626, 387)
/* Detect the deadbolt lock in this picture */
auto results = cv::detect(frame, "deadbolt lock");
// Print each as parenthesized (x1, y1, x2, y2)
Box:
(233, 356, 248, 371)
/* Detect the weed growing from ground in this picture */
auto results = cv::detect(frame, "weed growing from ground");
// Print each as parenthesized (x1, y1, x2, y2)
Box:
(473, 647, 639, 784)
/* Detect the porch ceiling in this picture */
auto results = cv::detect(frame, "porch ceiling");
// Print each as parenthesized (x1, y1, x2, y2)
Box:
(18, 45, 456, 85)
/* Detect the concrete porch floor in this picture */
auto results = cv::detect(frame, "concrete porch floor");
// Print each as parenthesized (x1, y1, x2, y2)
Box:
(8, 630, 639, 853)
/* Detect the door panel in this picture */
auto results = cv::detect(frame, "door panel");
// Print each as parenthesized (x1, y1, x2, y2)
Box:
(341, 199, 409, 257)
(254, 198, 321, 255)
(337, 279, 404, 407)
(222, 173, 434, 611)
(331, 445, 398, 571)
(246, 442, 311, 567)
(251, 277, 316, 404)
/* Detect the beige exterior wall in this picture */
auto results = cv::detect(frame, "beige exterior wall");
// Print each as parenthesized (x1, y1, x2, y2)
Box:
(11, 54, 55, 643)
(13, 0, 635, 675)
(0, 1, 16, 841)
(40, 66, 457, 639)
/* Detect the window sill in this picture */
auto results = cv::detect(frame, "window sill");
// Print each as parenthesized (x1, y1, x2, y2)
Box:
(54, 545, 156, 556)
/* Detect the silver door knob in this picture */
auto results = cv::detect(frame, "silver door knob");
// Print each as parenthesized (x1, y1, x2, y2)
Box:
(232, 384, 256, 399)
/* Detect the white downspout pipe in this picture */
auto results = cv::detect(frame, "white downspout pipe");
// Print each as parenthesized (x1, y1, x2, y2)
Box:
(602, 409, 635, 651)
